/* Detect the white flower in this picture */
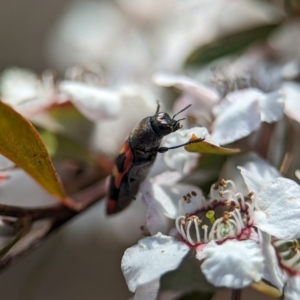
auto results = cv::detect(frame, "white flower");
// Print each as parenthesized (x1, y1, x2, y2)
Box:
(238, 157, 300, 299)
(0, 67, 63, 118)
(282, 81, 300, 124)
(239, 160, 300, 240)
(59, 80, 121, 121)
(159, 127, 213, 175)
(212, 88, 284, 145)
(122, 179, 265, 299)
(153, 73, 284, 145)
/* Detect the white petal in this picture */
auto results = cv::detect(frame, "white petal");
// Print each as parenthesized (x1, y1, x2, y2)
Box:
(295, 170, 300, 181)
(212, 98, 261, 145)
(133, 280, 160, 300)
(238, 157, 280, 195)
(200, 240, 264, 289)
(162, 127, 211, 174)
(259, 90, 284, 123)
(284, 277, 300, 300)
(213, 89, 263, 117)
(150, 171, 182, 186)
(152, 72, 219, 103)
(177, 187, 206, 215)
(121, 233, 189, 292)
(259, 231, 286, 291)
(283, 81, 300, 123)
(141, 181, 202, 219)
(0, 68, 43, 105)
(59, 80, 121, 121)
(255, 177, 300, 239)
(145, 205, 170, 235)
(219, 152, 263, 196)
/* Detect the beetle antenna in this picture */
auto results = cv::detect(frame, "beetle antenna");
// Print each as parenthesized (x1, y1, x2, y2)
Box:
(174, 117, 185, 125)
(172, 104, 192, 119)
(155, 100, 161, 114)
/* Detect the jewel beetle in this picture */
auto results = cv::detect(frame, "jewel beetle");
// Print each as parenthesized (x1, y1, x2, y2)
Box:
(106, 103, 203, 215)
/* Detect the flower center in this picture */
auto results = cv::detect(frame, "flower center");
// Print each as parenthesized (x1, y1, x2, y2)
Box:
(175, 179, 254, 246)
(273, 238, 300, 275)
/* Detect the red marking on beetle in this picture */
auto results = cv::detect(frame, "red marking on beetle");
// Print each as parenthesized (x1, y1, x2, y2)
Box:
(114, 142, 134, 189)
(107, 199, 117, 214)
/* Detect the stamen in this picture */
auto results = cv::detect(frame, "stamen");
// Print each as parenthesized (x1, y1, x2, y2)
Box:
(206, 210, 215, 225)
(202, 225, 208, 242)
(280, 249, 293, 257)
(225, 180, 237, 193)
(209, 218, 222, 240)
(273, 239, 288, 248)
(235, 192, 246, 210)
(186, 220, 195, 245)
(180, 222, 188, 241)
(284, 252, 300, 269)
(232, 208, 244, 231)
(193, 218, 201, 243)
(209, 183, 220, 199)
(175, 216, 185, 237)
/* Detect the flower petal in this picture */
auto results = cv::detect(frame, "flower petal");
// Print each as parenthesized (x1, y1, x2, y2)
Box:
(238, 157, 280, 195)
(255, 177, 300, 239)
(133, 280, 160, 300)
(259, 232, 286, 291)
(145, 205, 170, 235)
(200, 240, 264, 289)
(284, 276, 300, 300)
(141, 181, 203, 219)
(283, 81, 300, 123)
(162, 127, 211, 174)
(259, 90, 284, 123)
(152, 72, 219, 103)
(59, 80, 121, 121)
(211, 98, 261, 145)
(121, 233, 189, 292)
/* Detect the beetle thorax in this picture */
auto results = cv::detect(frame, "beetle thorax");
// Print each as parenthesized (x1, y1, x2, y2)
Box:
(129, 117, 163, 152)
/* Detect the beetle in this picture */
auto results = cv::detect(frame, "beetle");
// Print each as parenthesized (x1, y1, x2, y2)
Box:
(106, 103, 203, 215)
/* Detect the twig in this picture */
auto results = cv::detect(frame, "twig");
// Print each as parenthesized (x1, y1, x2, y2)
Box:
(0, 178, 107, 272)
(231, 289, 241, 300)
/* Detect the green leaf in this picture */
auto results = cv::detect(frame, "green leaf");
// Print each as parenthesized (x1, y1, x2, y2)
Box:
(0, 101, 66, 202)
(185, 136, 240, 155)
(186, 23, 280, 67)
(159, 250, 215, 298)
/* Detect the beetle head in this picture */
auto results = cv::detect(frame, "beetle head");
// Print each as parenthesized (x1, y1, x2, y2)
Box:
(151, 104, 191, 136)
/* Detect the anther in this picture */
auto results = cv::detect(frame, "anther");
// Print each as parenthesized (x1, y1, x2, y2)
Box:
(247, 192, 254, 198)
(219, 179, 226, 187)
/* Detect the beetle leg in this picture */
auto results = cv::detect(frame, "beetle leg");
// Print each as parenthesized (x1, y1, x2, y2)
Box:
(157, 137, 204, 153)
(141, 137, 204, 154)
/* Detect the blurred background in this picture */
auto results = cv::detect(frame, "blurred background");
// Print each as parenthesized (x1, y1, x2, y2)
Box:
(0, 0, 298, 299)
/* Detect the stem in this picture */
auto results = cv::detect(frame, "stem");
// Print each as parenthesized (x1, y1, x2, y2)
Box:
(0, 178, 107, 272)
(280, 118, 297, 176)
(231, 289, 241, 300)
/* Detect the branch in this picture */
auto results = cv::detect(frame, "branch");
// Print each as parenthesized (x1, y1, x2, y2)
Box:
(0, 178, 107, 272)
